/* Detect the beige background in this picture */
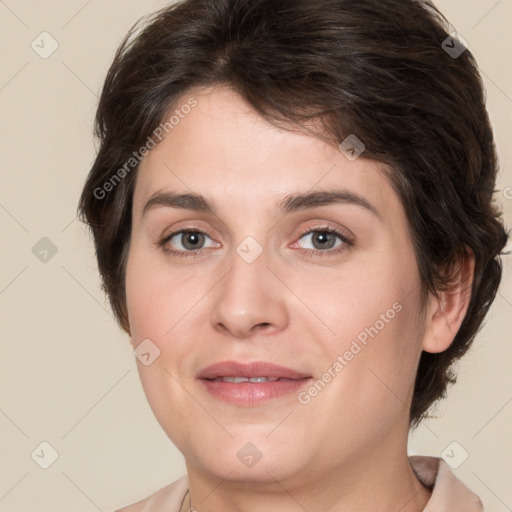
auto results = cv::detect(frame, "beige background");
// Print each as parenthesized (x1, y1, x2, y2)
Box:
(0, 0, 510, 511)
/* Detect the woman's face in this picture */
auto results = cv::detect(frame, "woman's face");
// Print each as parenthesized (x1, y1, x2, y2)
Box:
(125, 85, 428, 484)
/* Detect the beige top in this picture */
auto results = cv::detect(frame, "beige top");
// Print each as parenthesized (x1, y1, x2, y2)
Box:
(114, 455, 484, 512)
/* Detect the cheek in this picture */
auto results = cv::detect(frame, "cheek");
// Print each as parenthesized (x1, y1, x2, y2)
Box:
(125, 251, 196, 441)
(289, 255, 411, 351)
(125, 248, 200, 343)
(297, 249, 424, 402)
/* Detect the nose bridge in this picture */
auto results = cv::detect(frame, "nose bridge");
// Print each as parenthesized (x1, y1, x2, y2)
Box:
(223, 235, 272, 310)
(231, 235, 270, 294)
(209, 234, 288, 337)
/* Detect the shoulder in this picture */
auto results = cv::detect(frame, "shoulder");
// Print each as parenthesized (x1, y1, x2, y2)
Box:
(409, 455, 484, 511)
(112, 474, 188, 512)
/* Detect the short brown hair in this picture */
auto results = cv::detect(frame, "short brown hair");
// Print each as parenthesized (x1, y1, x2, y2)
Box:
(78, 0, 509, 428)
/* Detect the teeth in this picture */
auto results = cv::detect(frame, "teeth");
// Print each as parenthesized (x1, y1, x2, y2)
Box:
(221, 376, 279, 383)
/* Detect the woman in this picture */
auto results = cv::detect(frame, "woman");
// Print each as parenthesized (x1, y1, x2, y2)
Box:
(78, 0, 508, 510)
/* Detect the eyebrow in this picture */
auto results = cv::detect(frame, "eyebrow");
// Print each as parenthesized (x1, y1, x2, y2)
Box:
(142, 189, 381, 219)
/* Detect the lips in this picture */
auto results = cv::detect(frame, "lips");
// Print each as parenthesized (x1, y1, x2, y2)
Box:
(196, 360, 312, 406)
(196, 360, 311, 380)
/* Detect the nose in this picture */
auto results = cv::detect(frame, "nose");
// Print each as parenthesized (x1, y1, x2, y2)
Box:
(209, 243, 290, 339)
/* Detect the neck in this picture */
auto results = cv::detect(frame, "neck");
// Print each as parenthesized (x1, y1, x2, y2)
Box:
(183, 445, 431, 512)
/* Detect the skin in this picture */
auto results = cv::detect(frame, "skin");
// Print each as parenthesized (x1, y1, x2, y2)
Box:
(124, 85, 474, 512)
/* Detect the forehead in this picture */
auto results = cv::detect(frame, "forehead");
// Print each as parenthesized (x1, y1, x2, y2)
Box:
(133, 86, 394, 218)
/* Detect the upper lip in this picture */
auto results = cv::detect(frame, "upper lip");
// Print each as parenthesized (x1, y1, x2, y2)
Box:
(197, 360, 311, 380)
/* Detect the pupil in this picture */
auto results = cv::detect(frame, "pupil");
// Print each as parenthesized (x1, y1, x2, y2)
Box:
(313, 232, 335, 249)
(183, 232, 203, 250)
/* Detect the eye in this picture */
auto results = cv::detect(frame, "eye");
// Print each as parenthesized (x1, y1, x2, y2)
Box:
(157, 226, 353, 258)
(160, 229, 218, 256)
(294, 227, 353, 256)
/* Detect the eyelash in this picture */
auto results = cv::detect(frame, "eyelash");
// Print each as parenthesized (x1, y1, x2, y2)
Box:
(157, 226, 353, 259)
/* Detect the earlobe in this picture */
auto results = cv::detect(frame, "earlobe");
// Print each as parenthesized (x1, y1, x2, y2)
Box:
(421, 248, 475, 354)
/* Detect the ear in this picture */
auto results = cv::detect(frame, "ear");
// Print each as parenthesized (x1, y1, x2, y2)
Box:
(422, 247, 475, 354)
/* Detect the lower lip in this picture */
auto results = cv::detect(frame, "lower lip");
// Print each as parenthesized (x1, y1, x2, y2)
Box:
(198, 378, 312, 406)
